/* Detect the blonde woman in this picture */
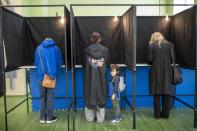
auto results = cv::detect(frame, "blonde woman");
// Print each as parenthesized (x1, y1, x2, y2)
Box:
(147, 32, 175, 119)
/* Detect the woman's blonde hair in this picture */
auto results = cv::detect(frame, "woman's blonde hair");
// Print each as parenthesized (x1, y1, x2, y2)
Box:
(149, 32, 167, 44)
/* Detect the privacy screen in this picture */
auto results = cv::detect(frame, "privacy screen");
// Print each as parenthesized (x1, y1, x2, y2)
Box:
(1, 7, 70, 71)
(172, 6, 196, 68)
(0, 7, 70, 97)
(72, 7, 136, 68)
(2, 8, 25, 70)
(74, 16, 122, 65)
(122, 7, 136, 68)
(137, 16, 171, 64)
(0, 6, 196, 76)
(25, 17, 66, 65)
(136, 6, 196, 67)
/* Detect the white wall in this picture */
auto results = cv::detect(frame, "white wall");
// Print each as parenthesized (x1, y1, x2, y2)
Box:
(10, 0, 22, 15)
(173, 0, 194, 15)
(6, 70, 27, 96)
(20, 0, 169, 16)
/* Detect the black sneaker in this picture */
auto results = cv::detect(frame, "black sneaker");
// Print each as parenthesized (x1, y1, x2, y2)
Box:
(46, 117, 57, 124)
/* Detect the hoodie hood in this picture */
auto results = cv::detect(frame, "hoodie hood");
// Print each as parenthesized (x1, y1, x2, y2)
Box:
(41, 39, 56, 47)
(85, 43, 106, 59)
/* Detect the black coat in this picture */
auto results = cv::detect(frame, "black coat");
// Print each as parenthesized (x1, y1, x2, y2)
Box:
(0, 46, 3, 97)
(147, 42, 174, 95)
(0, 68, 3, 97)
(84, 43, 110, 109)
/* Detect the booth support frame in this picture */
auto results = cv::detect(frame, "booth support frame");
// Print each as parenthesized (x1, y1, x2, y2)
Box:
(194, 5, 197, 128)
(132, 6, 137, 129)
(70, 4, 197, 129)
(70, 4, 137, 130)
(0, 3, 196, 131)
(0, 5, 69, 131)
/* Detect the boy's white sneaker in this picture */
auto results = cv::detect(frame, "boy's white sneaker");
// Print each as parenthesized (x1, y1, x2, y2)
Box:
(110, 116, 121, 123)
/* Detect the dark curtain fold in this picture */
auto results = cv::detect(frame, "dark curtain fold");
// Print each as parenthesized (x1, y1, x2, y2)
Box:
(2, 8, 25, 70)
(0, 35, 3, 97)
(172, 6, 196, 68)
(121, 7, 135, 68)
(70, 8, 76, 68)
(136, 16, 171, 64)
(0, 60, 3, 96)
(65, 9, 71, 68)
(0, 59, 2, 96)
(0, 8, 3, 96)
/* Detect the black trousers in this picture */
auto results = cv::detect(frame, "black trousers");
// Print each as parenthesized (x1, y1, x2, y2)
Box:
(154, 94, 170, 118)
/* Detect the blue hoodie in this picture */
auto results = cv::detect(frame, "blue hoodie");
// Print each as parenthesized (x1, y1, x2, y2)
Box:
(34, 39, 63, 81)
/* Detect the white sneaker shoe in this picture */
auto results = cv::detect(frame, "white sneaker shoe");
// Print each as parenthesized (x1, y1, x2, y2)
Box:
(46, 117, 57, 124)
(110, 116, 121, 123)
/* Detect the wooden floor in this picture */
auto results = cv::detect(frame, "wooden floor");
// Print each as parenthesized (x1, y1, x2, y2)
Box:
(0, 96, 196, 131)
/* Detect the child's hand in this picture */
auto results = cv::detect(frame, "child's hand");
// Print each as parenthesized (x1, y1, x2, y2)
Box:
(111, 94, 115, 100)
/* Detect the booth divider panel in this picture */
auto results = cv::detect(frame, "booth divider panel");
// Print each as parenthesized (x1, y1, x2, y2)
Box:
(2, 8, 25, 70)
(172, 6, 196, 68)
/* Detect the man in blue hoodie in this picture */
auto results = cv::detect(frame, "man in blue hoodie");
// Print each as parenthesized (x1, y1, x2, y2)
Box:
(34, 38, 63, 124)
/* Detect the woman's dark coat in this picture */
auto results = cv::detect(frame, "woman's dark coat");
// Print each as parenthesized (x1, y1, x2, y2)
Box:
(84, 43, 110, 109)
(147, 42, 174, 95)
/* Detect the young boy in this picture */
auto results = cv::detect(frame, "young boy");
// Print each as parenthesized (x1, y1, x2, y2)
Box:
(110, 64, 123, 123)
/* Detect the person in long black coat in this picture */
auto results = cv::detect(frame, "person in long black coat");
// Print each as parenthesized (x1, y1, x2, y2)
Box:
(0, 56, 3, 97)
(0, 45, 4, 97)
(147, 32, 175, 119)
(84, 32, 110, 123)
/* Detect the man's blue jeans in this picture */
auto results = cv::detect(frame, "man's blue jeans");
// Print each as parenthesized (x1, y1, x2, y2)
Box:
(39, 83, 55, 120)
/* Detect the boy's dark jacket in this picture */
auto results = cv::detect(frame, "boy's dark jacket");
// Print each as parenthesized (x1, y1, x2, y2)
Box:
(112, 73, 122, 94)
(84, 43, 110, 109)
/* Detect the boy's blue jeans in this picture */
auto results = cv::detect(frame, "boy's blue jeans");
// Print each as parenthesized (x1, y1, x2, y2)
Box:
(112, 92, 121, 117)
(39, 82, 55, 120)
